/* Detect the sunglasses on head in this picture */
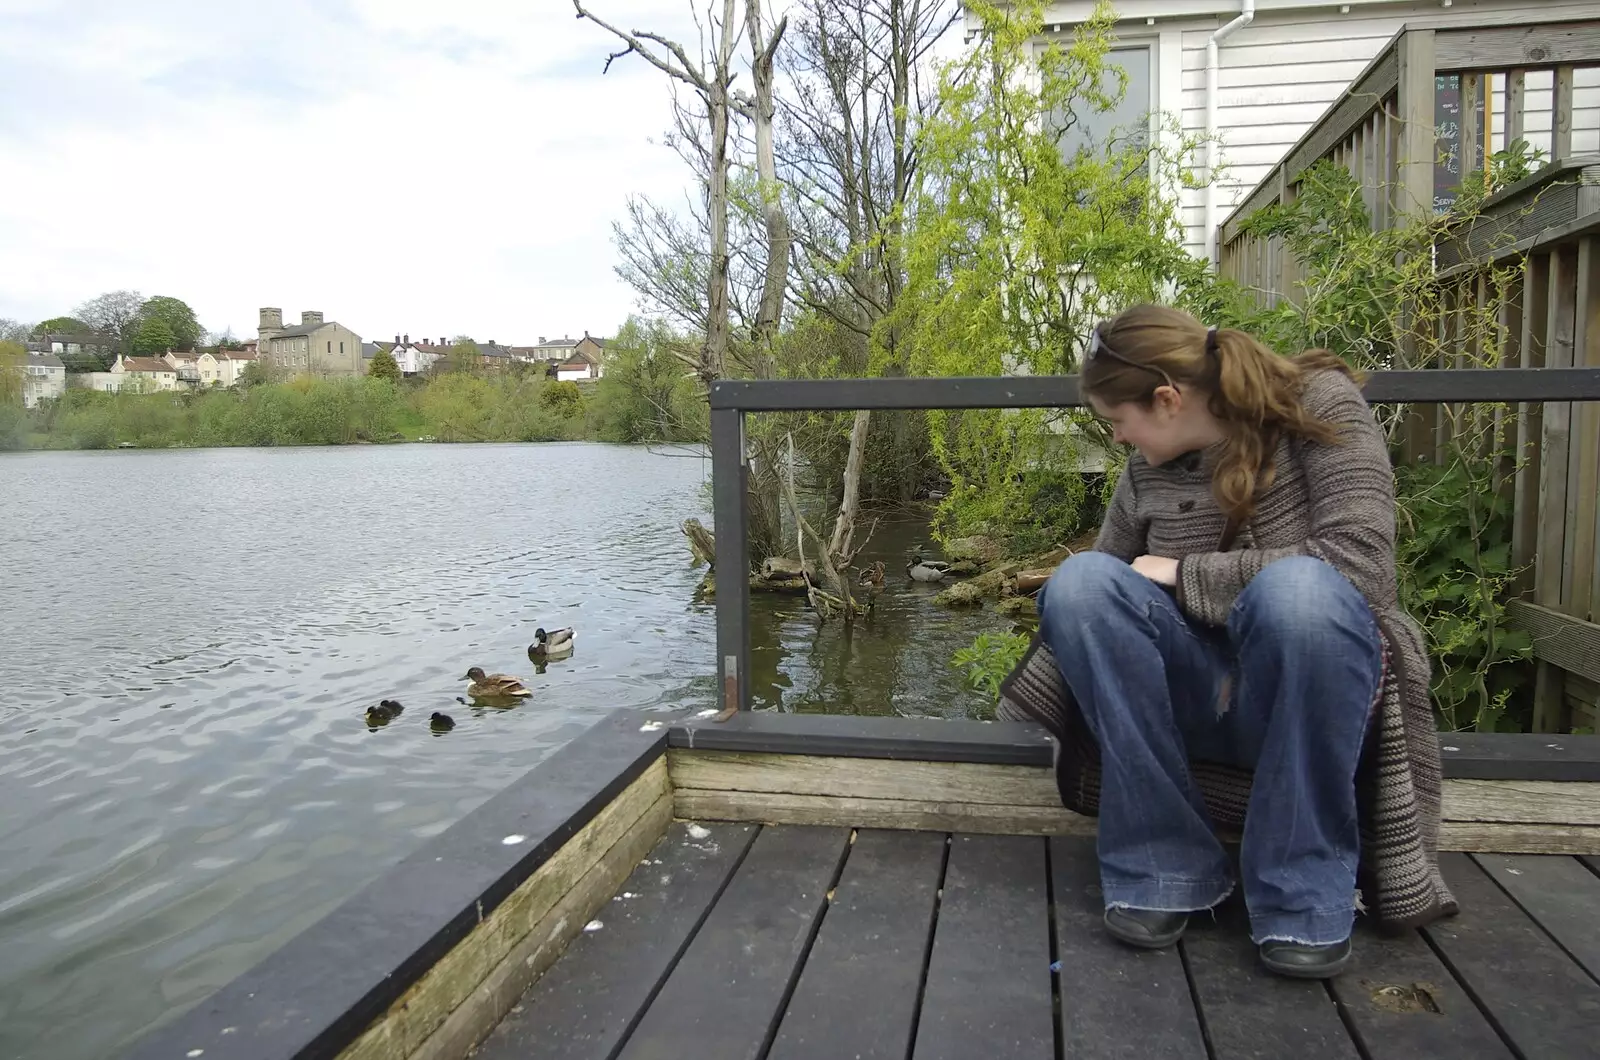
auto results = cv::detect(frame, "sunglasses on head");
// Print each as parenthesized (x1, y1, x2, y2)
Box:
(1086, 326, 1176, 390)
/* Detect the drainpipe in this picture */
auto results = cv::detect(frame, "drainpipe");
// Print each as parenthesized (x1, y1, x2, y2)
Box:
(1204, 0, 1255, 267)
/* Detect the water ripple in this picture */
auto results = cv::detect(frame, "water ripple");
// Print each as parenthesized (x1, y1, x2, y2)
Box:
(0, 442, 1005, 1060)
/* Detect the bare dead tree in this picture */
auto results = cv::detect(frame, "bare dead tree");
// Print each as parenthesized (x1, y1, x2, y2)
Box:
(574, 0, 743, 385)
(777, 0, 958, 509)
(730, 0, 789, 377)
(778, 0, 956, 355)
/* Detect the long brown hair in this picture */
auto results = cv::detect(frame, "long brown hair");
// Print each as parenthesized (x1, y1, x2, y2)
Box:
(1081, 304, 1358, 524)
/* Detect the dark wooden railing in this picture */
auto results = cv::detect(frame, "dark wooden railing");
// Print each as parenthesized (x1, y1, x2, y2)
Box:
(706, 369, 1600, 731)
(1218, 16, 1600, 297)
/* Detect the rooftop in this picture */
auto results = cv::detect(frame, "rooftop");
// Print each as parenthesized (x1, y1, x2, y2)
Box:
(269, 322, 342, 340)
(119, 357, 174, 373)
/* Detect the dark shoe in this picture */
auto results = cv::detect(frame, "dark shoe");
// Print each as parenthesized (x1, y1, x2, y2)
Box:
(1259, 937, 1353, 979)
(1104, 907, 1189, 949)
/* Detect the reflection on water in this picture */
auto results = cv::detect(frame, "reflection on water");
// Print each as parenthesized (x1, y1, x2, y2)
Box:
(0, 443, 1010, 1059)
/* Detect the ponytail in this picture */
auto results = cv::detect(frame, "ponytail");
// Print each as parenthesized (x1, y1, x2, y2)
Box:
(1083, 305, 1359, 525)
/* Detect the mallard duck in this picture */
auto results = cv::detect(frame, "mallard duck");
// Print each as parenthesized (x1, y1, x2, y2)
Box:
(365, 699, 404, 726)
(906, 552, 952, 583)
(430, 711, 456, 733)
(529, 627, 575, 660)
(462, 667, 533, 698)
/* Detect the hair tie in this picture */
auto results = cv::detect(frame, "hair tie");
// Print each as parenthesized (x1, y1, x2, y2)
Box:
(1206, 326, 1219, 357)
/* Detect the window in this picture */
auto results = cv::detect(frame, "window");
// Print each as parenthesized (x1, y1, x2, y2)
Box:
(339, 341, 344, 355)
(327, 341, 332, 354)
(1049, 45, 1152, 161)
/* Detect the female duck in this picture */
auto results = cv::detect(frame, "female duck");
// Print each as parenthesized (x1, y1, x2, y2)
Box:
(462, 667, 532, 698)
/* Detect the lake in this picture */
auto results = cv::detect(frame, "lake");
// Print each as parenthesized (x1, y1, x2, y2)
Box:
(0, 442, 1011, 1060)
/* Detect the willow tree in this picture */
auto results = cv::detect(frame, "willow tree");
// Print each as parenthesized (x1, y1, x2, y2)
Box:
(892, 0, 1209, 551)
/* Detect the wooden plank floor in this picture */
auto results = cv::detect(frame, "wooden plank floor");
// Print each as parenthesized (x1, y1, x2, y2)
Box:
(473, 826, 1600, 1060)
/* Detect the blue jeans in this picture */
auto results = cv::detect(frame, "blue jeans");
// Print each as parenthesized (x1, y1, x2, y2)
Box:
(1038, 551, 1382, 945)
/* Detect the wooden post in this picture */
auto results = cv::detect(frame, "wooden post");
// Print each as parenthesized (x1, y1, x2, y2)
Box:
(1505, 68, 1526, 147)
(1533, 246, 1577, 732)
(1460, 72, 1482, 200)
(1512, 253, 1549, 593)
(1276, 169, 1298, 299)
(1435, 282, 1458, 463)
(1551, 65, 1574, 164)
(1377, 105, 1393, 231)
(1495, 269, 1526, 503)
(1570, 235, 1600, 625)
(1396, 29, 1436, 217)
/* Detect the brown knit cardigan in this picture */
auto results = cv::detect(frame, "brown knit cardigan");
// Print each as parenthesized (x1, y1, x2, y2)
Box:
(996, 368, 1458, 931)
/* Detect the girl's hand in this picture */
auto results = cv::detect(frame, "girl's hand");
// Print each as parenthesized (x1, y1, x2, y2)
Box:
(1132, 555, 1179, 586)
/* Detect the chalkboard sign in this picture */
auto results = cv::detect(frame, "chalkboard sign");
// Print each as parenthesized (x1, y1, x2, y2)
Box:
(1435, 74, 1488, 213)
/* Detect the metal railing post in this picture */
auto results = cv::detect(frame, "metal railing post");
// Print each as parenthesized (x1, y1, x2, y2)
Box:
(710, 403, 751, 717)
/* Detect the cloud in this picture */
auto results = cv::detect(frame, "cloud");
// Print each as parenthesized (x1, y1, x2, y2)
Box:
(0, 0, 718, 344)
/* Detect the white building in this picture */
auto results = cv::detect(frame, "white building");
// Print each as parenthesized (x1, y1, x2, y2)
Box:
(213, 350, 258, 386)
(369, 335, 441, 376)
(555, 350, 602, 381)
(75, 373, 126, 393)
(994, 0, 1600, 264)
(22, 352, 67, 408)
(109, 354, 179, 391)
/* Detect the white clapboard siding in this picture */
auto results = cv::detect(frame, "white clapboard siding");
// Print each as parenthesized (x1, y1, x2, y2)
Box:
(1134, 1, 1600, 256)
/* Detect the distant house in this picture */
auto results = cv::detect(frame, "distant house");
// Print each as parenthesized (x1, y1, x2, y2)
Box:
(34, 331, 120, 372)
(478, 341, 516, 371)
(109, 354, 179, 391)
(526, 335, 580, 367)
(367, 335, 441, 376)
(258, 308, 364, 377)
(555, 348, 602, 382)
(213, 349, 257, 386)
(162, 351, 206, 387)
(575, 333, 607, 374)
(161, 349, 253, 387)
(519, 332, 607, 379)
(22, 352, 67, 408)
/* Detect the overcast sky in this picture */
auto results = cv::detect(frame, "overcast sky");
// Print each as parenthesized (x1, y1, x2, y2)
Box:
(0, 0, 729, 346)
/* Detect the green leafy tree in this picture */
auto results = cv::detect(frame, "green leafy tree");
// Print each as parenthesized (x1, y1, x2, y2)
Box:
(441, 339, 483, 375)
(131, 316, 178, 356)
(539, 379, 584, 417)
(238, 360, 275, 388)
(891, 0, 1208, 549)
(138, 296, 203, 351)
(34, 316, 88, 334)
(592, 316, 703, 441)
(0, 339, 24, 404)
(367, 347, 402, 383)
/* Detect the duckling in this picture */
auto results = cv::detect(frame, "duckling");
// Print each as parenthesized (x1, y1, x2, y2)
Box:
(365, 699, 404, 726)
(430, 711, 456, 733)
(462, 667, 533, 698)
(906, 551, 952, 583)
(528, 627, 575, 660)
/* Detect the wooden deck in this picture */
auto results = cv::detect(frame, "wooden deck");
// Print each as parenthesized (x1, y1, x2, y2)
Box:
(476, 822, 1600, 1060)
